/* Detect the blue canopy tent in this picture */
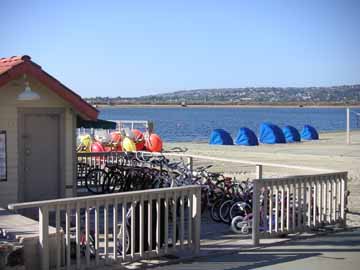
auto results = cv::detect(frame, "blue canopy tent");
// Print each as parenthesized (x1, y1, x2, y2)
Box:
(209, 129, 234, 145)
(282, 125, 301, 143)
(301, 125, 319, 140)
(235, 127, 258, 146)
(259, 123, 286, 144)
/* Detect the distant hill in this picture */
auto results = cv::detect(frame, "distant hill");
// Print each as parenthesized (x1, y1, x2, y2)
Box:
(85, 85, 360, 106)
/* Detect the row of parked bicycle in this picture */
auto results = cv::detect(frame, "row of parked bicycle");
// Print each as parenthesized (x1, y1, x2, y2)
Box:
(77, 152, 255, 230)
(77, 151, 193, 194)
(76, 151, 303, 235)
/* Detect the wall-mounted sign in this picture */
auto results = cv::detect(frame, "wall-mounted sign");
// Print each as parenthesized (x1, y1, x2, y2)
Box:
(0, 131, 7, 181)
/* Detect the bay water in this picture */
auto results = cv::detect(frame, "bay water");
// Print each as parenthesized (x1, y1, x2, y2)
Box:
(99, 107, 360, 142)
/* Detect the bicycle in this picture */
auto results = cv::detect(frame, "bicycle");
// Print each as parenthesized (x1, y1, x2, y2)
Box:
(69, 206, 131, 260)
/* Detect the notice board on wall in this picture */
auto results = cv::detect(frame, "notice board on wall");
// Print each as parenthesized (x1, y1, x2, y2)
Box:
(0, 130, 6, 181)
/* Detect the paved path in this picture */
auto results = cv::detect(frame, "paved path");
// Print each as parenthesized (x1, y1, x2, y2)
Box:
(152, 229, 360, 270)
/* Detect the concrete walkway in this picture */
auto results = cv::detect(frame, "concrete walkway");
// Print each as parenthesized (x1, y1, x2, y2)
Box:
(152, 229, 360, 270)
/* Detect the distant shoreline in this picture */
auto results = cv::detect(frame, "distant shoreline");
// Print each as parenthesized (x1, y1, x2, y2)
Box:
(95, 104, 360, 109)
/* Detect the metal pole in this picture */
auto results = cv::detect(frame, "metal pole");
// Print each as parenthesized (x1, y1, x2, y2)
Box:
(256, 164, 263, 179)
(187, 157, 193, 175)
(346, 107, 350, 145)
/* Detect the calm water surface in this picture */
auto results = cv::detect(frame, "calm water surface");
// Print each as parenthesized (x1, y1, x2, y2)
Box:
(99, 107, 360, 142)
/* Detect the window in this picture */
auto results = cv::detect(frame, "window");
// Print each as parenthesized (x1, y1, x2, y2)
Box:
(0, 131, 7, 181)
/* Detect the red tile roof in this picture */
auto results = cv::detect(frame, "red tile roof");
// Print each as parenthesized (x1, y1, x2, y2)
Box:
(0, 55, 30, 75)
(0, 55, 98, 120)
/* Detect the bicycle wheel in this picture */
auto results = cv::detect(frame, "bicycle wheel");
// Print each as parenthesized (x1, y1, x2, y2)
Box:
(230, 216, 248, 234)
(219, 199, 234, 224)
(87, 231, 97, 257)
(106, 171, 125, 193)
(85, 168, 107, 194)
(117, 224, 130, 255)
(210, 198, 223, 223)
(200, 190, 208, 214)
(80, 231, 96, 258)
(229, 201, 252, 221)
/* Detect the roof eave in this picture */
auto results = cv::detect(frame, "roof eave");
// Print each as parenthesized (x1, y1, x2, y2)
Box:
(0, 61, 99, 120)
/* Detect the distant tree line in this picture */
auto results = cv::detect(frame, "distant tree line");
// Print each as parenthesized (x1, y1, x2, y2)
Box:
(85, 85, 360, 106)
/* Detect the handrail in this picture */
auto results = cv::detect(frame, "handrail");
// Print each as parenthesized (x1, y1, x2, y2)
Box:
(8, 185, 202, 270)
(253, 171, 348, 182)
(8, 185, 199, 210)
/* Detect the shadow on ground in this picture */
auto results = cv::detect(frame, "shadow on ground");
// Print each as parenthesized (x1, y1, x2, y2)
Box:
(148, 229, 360, 270)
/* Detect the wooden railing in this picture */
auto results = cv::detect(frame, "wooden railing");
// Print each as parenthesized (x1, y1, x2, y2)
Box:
(251, 171, 348, 245)
(76, 152, 349, 247)
(8, 185, 201, 270)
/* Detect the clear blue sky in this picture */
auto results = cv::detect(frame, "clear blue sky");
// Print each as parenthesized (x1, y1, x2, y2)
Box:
(1, 0, 359, 97)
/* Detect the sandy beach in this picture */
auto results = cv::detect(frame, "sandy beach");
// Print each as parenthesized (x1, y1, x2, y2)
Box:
(164, 130, 360, 226)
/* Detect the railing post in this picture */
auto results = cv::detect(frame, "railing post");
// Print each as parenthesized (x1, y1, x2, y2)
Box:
(252, 179, 260, 246)
(65, 205, 71, 269)
(256, 164, 263, 179)
(341, 173, 348, 226)
(39, 206, 49, 270)
(187, 157, 193, 175)
(55, 206, 61, 270)
(192, 187, 201, 255)
(85, 202, 91, 266)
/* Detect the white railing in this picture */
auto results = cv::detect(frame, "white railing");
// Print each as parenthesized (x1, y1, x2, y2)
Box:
(111, 120, 154, 133)
(8, 185, 201, 270)
(75, 151, 349, 246)
(251, 171, 348, 245)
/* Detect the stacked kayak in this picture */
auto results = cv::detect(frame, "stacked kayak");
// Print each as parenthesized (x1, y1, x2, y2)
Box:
(77, 129, 163, 153)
